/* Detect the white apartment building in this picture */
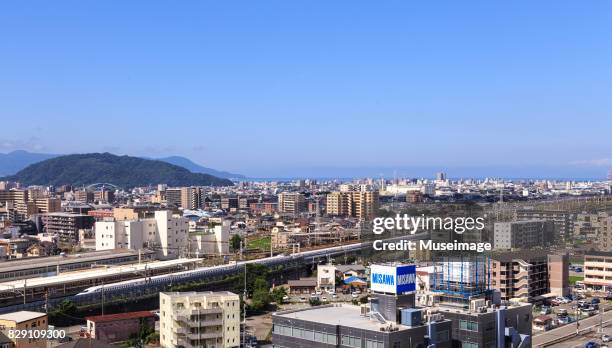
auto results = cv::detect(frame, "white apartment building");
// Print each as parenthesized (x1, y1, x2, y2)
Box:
(190, 220, 230, 256)
(584, 251, 612, 291)
(317, 264, 336, 292)
(160, 291, 240, 348)
(95, 210, 188, 259)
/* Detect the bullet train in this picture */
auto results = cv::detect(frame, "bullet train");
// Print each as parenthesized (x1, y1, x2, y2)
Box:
(74, 241, 368, 299)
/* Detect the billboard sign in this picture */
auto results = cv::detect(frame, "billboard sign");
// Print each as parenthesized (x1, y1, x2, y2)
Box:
(370, 264, 416, 294)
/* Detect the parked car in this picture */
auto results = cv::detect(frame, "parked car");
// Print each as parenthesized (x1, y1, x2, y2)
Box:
(575, 267, 583, 273)
(585, 341, 599, 348)
(540, 307, 552, 315)
(605, 293, 612, 301)
(603, 334, 611, 343)
(581, 307, 597, 316)
(591, 297, 601, 304)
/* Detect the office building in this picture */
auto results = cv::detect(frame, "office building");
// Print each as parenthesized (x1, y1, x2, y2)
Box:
(273, 303, 452, 348)
(493, 220, 554, 250)
(583, 251, 612, 291)
(159, 291, 240, 348)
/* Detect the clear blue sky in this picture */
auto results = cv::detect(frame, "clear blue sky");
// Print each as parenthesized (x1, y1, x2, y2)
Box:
(1, 1, 611, 178)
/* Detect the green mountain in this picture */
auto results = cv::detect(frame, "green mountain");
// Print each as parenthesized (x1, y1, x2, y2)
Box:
(1, 153, 233, 188)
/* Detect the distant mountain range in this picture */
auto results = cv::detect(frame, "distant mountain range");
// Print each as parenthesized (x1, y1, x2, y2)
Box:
(0, 150, 244, 179)
(156, 156, 244, 179)
(1, 153, 234, 187)
(0, 150, 57, 177)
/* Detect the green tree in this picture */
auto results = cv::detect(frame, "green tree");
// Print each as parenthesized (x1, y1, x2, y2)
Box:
(250, 277, 271, 311)
(230, 234, 242, 252)
(271, 287, 288, 304)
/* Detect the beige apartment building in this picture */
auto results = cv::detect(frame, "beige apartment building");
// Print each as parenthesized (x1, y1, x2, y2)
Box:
(490, 251, 568, 302)
(325, 191, 379, 220)
(160, 291, 240, 348)
(0, 311, 47, 348)
(277, 193, 306, 215)
(584, 251, 612, 291)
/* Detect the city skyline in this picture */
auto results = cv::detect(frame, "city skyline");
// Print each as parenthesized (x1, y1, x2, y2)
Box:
(2, 1, 612, 178)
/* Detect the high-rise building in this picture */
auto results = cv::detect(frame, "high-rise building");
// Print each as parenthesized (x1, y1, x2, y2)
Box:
(165, 188, 183, 208)
(515, 209, 574, 241)
(39, 212, 95, 242)
(277, 192, 306, 215)
(326, 191, 379, 219)
(490, 250, 569, 302)
(325, 192, 351, 216)
(159, 291, 240, 348)
(180, 187, 204, 210)
(493, 220, 555, 250)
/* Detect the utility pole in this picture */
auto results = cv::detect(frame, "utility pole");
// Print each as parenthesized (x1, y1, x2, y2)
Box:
(242, 264, 247, 348)
(101, 281, 105, 316)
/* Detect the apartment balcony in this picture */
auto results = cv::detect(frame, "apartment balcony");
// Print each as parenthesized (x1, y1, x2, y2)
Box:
(176, 328, 224, 340)
(174, 316, 224, 328)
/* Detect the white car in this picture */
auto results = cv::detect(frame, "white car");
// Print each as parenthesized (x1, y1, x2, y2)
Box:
(351, 293, 359, 298)
(603, 334, 611, 342)
(315, 290, 322, 295)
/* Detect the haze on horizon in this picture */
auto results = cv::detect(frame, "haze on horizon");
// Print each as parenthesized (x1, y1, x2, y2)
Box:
(1, 1, 612, 178)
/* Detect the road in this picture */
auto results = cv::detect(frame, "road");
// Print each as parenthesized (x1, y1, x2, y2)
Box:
(533, 306, 612, 347)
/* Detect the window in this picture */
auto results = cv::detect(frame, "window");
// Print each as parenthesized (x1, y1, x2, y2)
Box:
(459, 320, 479, 331)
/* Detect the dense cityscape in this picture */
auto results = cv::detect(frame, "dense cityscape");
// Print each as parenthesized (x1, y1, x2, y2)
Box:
(0, 162, 611, 348)
(3, 1, 612, 348)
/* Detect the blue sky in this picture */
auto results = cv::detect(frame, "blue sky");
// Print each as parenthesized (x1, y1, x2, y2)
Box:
(1, 1, 612, 178)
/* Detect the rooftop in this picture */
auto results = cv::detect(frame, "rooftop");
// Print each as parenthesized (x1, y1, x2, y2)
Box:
(0, 311, 46, 323)
(0, 248, 153, 274)
(489, 250, 550, 262)
(86, 311, 155, 323)
(274, 305, 417, 332)
(288, 278, 317, 287)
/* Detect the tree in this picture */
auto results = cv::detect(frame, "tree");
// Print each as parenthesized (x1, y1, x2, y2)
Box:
(250, 277, 271, 311)
(271, 287, 288, 304)
(230, 234, 242, 252)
